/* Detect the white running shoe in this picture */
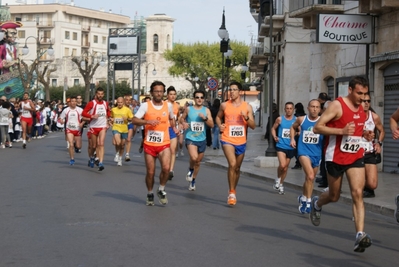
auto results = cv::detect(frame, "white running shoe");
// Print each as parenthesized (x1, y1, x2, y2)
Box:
(114, 153, 120, 162)
(117, 158, 122, 166)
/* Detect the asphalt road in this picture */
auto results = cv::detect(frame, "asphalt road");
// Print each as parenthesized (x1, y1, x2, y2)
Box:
(0, 131, 397, 267)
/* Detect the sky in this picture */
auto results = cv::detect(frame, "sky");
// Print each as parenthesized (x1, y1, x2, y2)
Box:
(44, 0, 257, 44)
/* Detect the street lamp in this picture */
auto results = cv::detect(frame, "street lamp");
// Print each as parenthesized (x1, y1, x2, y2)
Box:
(218, 8, 229, 102)
(145, 62, 157, 94)
(22, 36, 54, 57)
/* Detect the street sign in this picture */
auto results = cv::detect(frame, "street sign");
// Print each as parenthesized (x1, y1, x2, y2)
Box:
(207, 78, 218, 91)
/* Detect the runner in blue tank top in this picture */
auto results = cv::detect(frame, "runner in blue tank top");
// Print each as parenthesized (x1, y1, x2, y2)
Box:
(271, 102, 296, 195)
(290, 99, 323, 214)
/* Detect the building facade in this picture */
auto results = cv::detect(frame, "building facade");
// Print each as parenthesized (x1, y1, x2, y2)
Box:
(249, 0, 399, 172)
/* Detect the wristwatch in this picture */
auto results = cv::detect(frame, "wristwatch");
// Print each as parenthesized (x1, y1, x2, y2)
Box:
(377, 141, 383, 146)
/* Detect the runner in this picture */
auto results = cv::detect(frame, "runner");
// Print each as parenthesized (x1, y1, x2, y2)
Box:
(215, 81, 256, 205)
(138, 96, 151, 153)
(290, 99, 324, 213)
(166, 86, 180, 180)
(389, 106, 399, 224)
(311, 76, 374, 252)
(271, 102, 296, 195)
(82, 87, 111, 171)
(59, 96, 85, 165)
(20, 92, 36, 149)
(131, 81, 177, 206)
(180, 90, 214, 190)
(110, 97, 133, 166)
(123, 95, 134, 162)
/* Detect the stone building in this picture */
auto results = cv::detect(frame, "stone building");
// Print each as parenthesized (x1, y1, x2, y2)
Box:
(249, 0, 399, 172)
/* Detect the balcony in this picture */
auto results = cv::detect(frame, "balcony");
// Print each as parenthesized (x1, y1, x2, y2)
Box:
(289, 0, 344, 29)
(39, 37, 54, 45)
(249, 37, 268, 77)
(257, 0, 285, 38)
(359, 0, 399, 14)
(36, 21, 55, 28)
(82, 26, 91, 32)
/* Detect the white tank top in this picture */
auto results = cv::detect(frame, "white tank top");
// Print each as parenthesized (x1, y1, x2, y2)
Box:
(363, 110, 375, 154)
(21, 101, 32, 118)
(89, 100, 108, 128)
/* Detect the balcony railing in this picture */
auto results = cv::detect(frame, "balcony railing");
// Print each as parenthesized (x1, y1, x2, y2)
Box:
(289, 0, 342, 12)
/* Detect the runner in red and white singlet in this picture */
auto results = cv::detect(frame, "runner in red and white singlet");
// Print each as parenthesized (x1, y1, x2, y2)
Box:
(20, 92, 36, 149)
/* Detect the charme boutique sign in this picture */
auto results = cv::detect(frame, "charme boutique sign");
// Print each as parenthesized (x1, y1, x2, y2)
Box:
(317, 14, 374, 44)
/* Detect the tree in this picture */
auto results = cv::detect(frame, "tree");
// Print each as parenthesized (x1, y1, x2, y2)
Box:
(164, 41, 249, 92)
(71, 55, 101, 103)
(37, 64, 57, 101)
(17, 58, 38, 92)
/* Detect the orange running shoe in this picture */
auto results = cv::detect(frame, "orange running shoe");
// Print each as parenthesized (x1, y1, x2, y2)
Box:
(227, 193, 237, 206)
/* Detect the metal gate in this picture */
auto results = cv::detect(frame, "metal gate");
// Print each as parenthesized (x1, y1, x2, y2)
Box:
(383, 63, 399, 173)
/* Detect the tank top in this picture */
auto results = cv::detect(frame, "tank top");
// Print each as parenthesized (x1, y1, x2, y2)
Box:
(21, 101, 32, 118)
(89, 100, 108, 128)
(325, 97, 365, 164)
(62, 107, 83, 131)
(276, 115, 296, 150)
(297, 115, 324, 157)
(143, 101, 170, 146)
(363, 110, 375, 154)
(185, 106, 207, 142)
(221, 100, 248, 145)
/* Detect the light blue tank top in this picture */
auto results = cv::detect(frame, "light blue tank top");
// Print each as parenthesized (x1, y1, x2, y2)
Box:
(185, 106, 207, 142)
(276, 115, 296, 150)
(297, 115, 324, 157)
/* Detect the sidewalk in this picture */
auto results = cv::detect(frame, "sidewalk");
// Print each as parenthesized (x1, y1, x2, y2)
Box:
(204, 126, 398, 218)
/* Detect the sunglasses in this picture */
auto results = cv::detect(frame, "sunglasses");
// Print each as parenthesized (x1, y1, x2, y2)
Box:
(362, 100, 371, 103)
(195, 96, 204, 99)
(228, 88, 239, 91)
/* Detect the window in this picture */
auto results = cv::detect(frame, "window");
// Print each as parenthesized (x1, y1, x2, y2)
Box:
(167, 34, 170, 50)
(65, 31, 70, 40)
(18, 30, 25, 39)
(102, 36, 106, 45)
(74, 79, 80, 86)
(64, 47, 70, 57)
(43, 30, 51, 38)
(73, 32, 77, 40)
(153, 34, 158, 52)
(51, 79, 57, 87)
(93, 35, 98, 43)
(72, 48, 77, 56)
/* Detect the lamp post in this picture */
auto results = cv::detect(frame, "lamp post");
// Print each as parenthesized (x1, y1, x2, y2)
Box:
(218, 8, 229, 102)
(19, 36, 54, 93)
(145, 62, 157, 95)
(241, 57, 248, 101)
(71, 51, 106, 102)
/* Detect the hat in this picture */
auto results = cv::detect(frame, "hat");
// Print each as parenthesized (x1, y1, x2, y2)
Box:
(318, 92, 329, 101)
(0, 21, 23, 30)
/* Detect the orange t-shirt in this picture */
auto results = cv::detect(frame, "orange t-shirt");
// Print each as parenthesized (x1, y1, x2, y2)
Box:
(144, 101, 170, 146)
(221, 100, 248, 145)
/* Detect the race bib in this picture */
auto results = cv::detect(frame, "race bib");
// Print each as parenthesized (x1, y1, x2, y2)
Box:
(191, 122, 204, 132)
(68, 122, 78, 130)
(22, 110, 30, 115)
(362, 138, 374, 153)
(302, 130, 319, 144)
(229, 125, 245, 137)
(340, 136, 362, 153)
(282, 128, 290, 139)
(146, 130, 164, 143)
(114, 118, 124, 124)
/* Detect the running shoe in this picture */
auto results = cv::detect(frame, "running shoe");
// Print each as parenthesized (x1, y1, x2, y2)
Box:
(146, 193, 154, 206)
(180, 150, 184, 156)
(354, 232, 372, 253)
(168, 171, 174, 180)
(176, 153, 179, 158)
(125, 153, 130, 162)
(186, 169, 194, 182)
(98, 163, 104, 171)
(117, 159, 122, 166)
(298, 196, 307, 214)
(95, 158, 100, 166)
(273, 181, 280, 191)
(69, 159, 75, 165)
(309, 196, 321, 226)
(305, 202, 311, 214)
(227, 193, 237, 206)
(88, 158, 95, 168)
(138, 145, 143, 153)
(157, 190, 168, 205)
(114, 153, 119, 162)
(395, 194, 399, 224)
(22, 143, 26, 149)
(278, 186, 285, 195)
(188, 180, 196, 191)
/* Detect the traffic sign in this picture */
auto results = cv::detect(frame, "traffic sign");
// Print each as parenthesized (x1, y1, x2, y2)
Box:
(207, 78, 218, 91)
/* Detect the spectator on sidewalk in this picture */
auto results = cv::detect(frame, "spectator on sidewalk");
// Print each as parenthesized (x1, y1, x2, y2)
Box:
(271, 102, 296, 195)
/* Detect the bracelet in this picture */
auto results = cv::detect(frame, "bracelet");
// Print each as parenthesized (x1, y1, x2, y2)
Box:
(378, 141, 383, 146)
